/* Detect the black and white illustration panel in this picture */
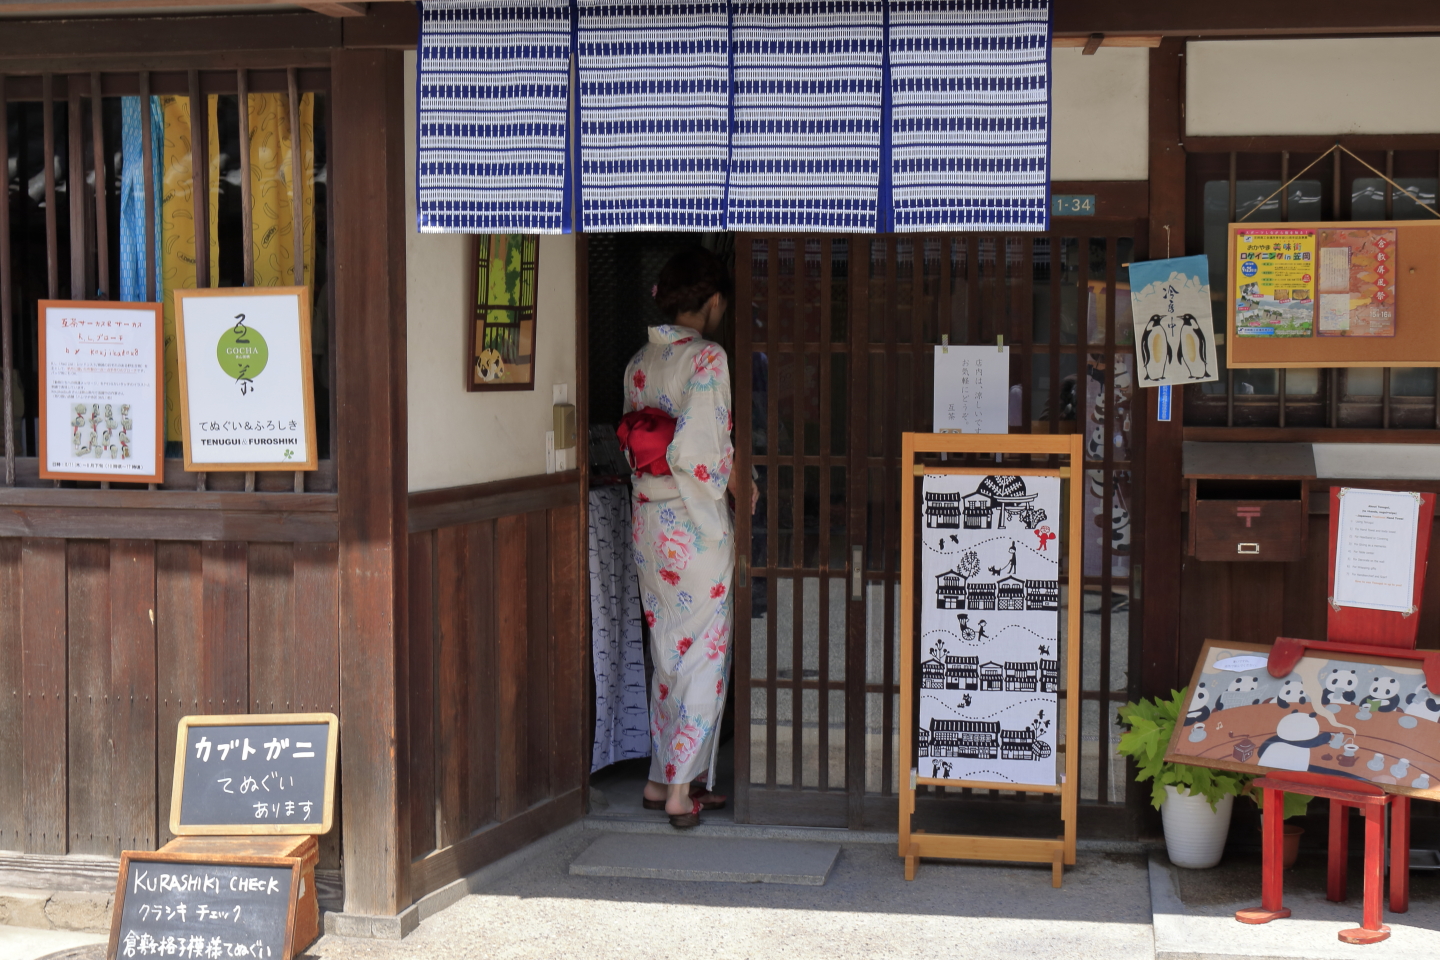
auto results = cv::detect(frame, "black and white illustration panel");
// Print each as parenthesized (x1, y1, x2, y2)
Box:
(919, 474, 1061, 786)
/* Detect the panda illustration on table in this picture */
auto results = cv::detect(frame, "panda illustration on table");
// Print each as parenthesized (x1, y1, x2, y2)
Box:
(1368, 675, 1403, 713)
(1321, 667, 1360, 712)
(1184, 681, 1212, 726)
(1256, 711, 1337, 774)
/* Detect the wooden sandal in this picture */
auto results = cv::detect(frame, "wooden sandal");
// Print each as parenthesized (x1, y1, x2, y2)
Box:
(642, 797, 667, 810)
(689, 785, 728, 810)
(668, 798, 703, 830)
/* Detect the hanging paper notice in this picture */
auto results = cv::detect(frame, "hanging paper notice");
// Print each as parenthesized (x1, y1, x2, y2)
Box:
(918, 473, 1061, 787)
(1127, 255, 1218, 387)
(1235, 229, 1316, 337)
(933, 346, 1010, 434)
(175, 287, 318, 472)
(39, 300, 164, 483)
(1317, 228, 1397, 337)
(1333, 487, 1420, 614)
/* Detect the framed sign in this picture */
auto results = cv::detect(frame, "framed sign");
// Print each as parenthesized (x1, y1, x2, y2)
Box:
(38, 300, 164, 483)
(468, 234, 539, 391)
(932, 346, 1010, 434)
(174, 287, 318, 472)
(170, 713, 338, 836)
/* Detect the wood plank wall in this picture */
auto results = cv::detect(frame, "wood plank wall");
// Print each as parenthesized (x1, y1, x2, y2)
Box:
(0, 537, 340, 859)
(404, 472, 587, 900)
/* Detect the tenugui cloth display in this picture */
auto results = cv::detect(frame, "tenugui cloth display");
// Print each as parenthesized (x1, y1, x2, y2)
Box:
(624, 325, 735, 787)
(416, 0, 573, 233)
(576, 0, 731, 231)
(888, 0, 1051, 231)
(727, 0, 884, 231)
(588, 484, 649, 772)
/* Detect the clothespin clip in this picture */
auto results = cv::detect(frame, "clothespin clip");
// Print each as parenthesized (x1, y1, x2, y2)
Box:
(941, 334, 949, 354)
(996, 334, 1004, 353)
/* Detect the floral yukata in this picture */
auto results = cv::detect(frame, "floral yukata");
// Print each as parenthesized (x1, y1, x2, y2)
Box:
(625, 324, 735, 788)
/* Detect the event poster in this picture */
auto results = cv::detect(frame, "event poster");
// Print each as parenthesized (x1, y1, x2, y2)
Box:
(933, 346, 1010, 434)
(1317, 228, 1397, 337)
(918, 473, 1061, 787)
(1333, 487, 1421, 614)
(39, 300, 164, 483)
(1127, 255, 1218, 387)
(1234, 229, 1316, 337)
(174, 288, 317, 471)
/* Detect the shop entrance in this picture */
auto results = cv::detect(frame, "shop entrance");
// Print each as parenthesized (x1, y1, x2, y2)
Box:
(585, 228, 1147, 835)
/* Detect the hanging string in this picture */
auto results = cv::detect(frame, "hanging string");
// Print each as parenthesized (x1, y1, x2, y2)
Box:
(1236, 143, 1440, 222)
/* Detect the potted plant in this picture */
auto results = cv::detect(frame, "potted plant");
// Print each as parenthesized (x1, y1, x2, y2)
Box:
(1247, 787, 1313, 869)
(1118, 689, 1249, 869)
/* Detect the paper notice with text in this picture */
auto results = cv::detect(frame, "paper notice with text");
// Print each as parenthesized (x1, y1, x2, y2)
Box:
(1332, 487, 1420, 613)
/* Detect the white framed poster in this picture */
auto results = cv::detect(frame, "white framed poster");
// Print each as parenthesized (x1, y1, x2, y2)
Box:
(39, 299, 164, 483)
(933, 346, 1010, 434)
(1332, 487, 1421, 614)
(918, 472, 1062, 787)
(174, 287, 317, 472)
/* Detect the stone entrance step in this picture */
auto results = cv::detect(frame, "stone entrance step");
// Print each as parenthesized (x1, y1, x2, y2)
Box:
(569, 833, 840, 886)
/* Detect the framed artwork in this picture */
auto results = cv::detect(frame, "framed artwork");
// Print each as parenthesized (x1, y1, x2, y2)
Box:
(468, 234, 539, 391)
(38, 299, 165, 484)
(174, 287, 318, 472)
(1166, 639, 1440, 802)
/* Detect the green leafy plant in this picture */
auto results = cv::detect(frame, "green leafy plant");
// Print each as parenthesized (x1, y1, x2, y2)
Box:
(1116, 688, 1250, 811)
(1247, 786, 1313, 820)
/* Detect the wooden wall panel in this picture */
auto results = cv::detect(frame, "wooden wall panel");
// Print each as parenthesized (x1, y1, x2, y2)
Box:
(525, 510, 551, 809)
(0, 538, 22, 850)
(407, 530, 436, 858)
(66, 541, 111, 855)
(466, 521, 497, 836)
(22, 538, 68, 853)
(110, 540, 157, 853)
(155, 541, 203, 846)
(495, 513, 528, 823)
(292, 542, 341, 712)
(547, 505, 583, 799)
(201, 542, 249, 713)
(248, 543, 295, 713)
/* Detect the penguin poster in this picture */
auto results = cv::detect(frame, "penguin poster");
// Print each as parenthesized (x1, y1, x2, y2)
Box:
(1165, 639, 1440, 802)
(918, 473, 1062, 787)
(1126, 255, 1219, 388)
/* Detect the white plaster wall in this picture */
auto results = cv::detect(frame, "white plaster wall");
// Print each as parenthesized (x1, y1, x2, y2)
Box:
(1188, 38, 1440, 136)
(1050, 46, 1148, 181)
(404, 51, 578, 493)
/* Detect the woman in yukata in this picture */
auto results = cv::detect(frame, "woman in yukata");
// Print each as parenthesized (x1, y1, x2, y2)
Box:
(618, 247, 755, 829)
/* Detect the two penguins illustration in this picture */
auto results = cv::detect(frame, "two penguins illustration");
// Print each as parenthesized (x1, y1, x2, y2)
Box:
(1140, 313, 1210, 382)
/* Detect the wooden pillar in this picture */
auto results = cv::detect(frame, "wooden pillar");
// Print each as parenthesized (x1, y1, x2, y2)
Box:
(330, 47, 410, 916)
(1141, 37, 1187, 699)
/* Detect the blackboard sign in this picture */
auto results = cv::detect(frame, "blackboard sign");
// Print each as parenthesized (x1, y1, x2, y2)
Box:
(171, 713, 338, 835)
(109, 852, 299, 960)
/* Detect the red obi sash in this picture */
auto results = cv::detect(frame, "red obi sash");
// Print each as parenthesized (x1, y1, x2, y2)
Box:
(617, 407, 676, 477)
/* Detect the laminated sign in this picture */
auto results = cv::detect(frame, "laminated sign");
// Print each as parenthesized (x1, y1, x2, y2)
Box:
(174, 287, 318, 472)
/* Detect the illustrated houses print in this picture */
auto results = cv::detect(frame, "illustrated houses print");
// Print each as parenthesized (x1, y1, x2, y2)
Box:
(933, 563, 1058, 612)
(919, 718, 1053, 763)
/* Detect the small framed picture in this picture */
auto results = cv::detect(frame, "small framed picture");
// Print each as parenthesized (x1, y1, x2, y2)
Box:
(38, 299, 165, 483)
(468, 234, 539, 391)
(174, 286, 318, 472)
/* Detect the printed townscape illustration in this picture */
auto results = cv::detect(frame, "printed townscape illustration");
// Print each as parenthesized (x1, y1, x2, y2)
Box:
(1168, 643, 1440, 801)
(919, 474, 1062, 786)
(71, 401, 133, 461)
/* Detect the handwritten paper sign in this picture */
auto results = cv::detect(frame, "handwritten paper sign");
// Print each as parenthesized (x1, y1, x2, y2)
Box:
(1333, 487, 1421, 614)
(174, 288, 317, 472)
(933, 346, 1010, 434)
(171, 714, 338, 836)
(110, 852, 299, 960)
(38, 300, 164, 483)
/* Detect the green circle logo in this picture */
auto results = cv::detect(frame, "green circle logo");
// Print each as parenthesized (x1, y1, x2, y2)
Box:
(217, 317, 269, 384)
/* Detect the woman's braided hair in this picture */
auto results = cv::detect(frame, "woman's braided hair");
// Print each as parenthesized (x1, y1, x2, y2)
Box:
(653, 246, 732, 320)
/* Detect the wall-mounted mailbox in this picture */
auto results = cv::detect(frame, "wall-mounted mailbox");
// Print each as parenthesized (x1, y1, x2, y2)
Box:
(1183, 442, 1314, 563)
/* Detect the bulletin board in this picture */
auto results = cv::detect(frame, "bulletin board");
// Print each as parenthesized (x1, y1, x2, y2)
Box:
(898, 432, 1083, 887)
(1227, 219, 1440, 368)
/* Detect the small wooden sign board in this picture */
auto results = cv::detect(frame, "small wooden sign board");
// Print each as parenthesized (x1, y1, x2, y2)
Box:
(171, 713, 338, 836)
(109, 845, 303, 960)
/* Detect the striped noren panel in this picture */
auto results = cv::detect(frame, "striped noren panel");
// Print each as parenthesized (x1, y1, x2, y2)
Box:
(887, 0, 1052, 232)
(727, 0, 884, 232)
(417, 0, 573, 234)
(576, 0, 731, 232)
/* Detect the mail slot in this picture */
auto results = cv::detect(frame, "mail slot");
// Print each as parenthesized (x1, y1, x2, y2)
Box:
(1188, 479, 1308, 562)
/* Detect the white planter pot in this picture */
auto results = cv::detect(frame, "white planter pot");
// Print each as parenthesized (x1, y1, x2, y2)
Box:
(1161, 785, 1234, 869)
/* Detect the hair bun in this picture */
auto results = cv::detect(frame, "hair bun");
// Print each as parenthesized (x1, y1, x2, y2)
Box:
(653, 247, 733, 320)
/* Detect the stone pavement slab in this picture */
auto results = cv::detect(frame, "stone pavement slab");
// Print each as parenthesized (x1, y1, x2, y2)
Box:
(303, 830, 1154, 960)
(569, 833, 840, 885)
(0, 925, 106, 960)
(1150, 853, 1440, 960)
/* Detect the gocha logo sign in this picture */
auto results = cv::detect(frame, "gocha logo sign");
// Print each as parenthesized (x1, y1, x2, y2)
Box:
(217, 314, 269, 396)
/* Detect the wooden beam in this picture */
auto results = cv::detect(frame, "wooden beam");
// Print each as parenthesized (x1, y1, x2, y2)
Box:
(1055, 35, 1161, 48)
(1053, 0, 1440, 37)
(295, 0, 367, 14)
(0, 12, 340, 60)
(1141, 38, 1187, 701)
(1082, 33, 1105, 54)
(331, 46, 410, 917)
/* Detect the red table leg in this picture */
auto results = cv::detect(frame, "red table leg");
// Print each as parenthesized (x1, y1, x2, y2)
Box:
(1328, 799, 1349, 903)
(1391, 795, 1410, 914)
(1237, 786, 1292, 924)
(1339, 802, 1391, 944)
